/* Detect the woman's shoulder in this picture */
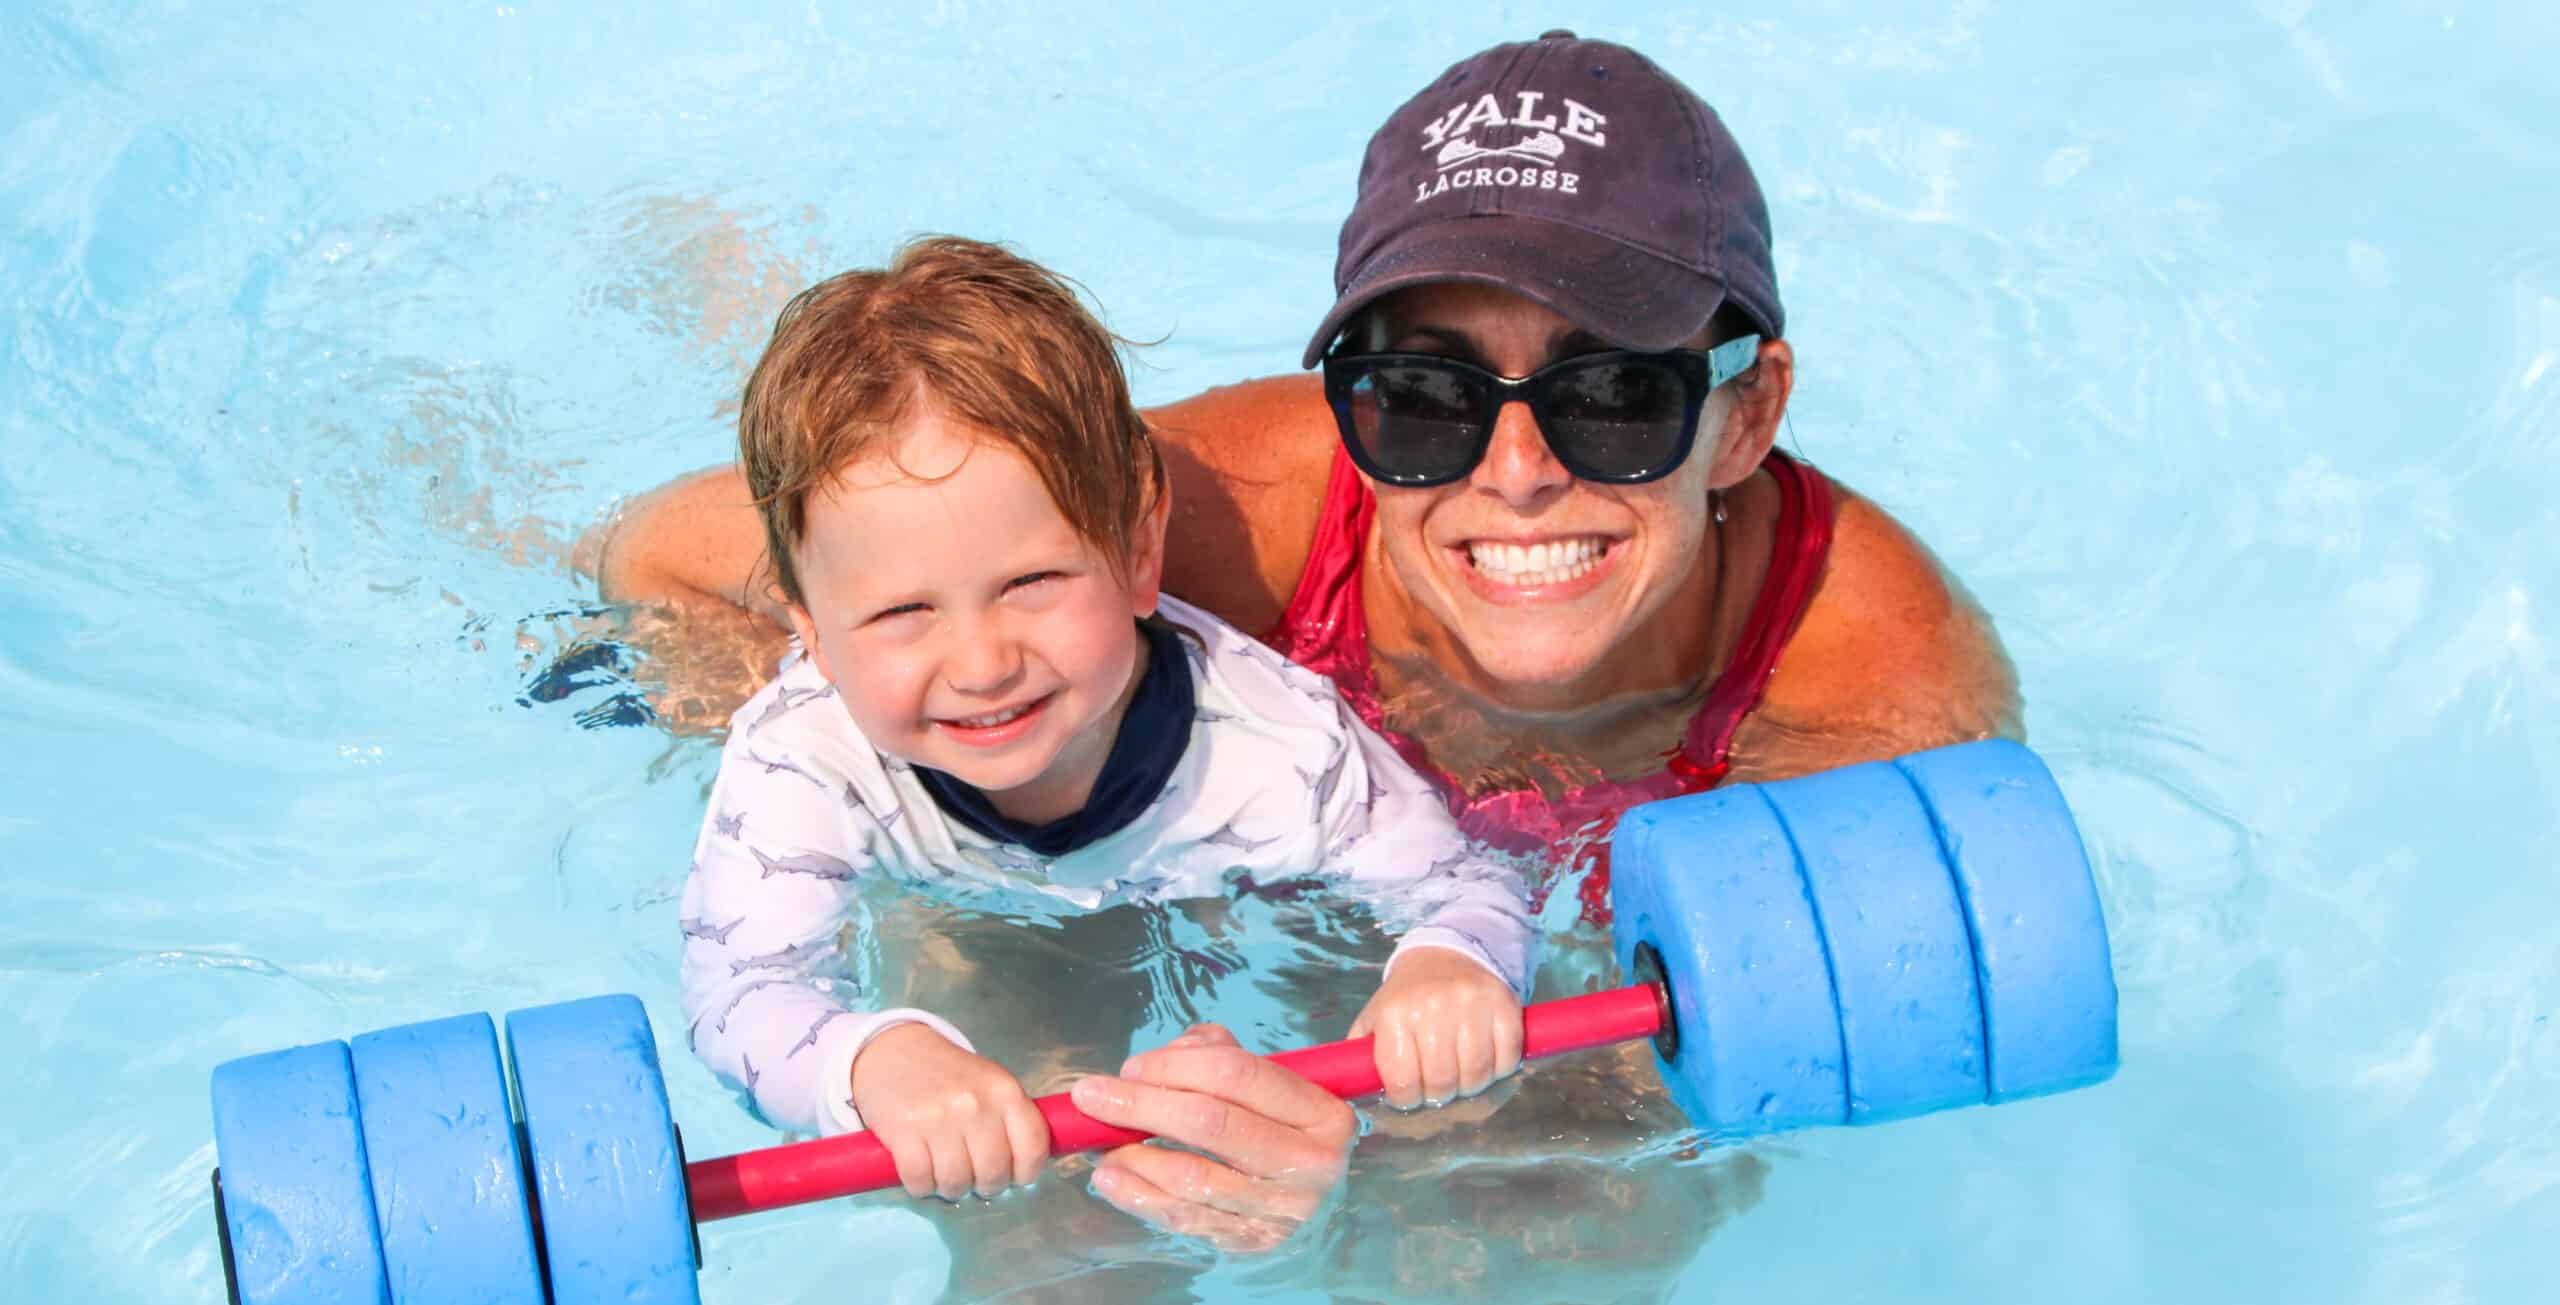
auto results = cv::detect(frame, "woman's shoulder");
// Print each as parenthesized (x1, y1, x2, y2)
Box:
(1144, 374, 1341, 634)
(1748, 479, 2024, 769)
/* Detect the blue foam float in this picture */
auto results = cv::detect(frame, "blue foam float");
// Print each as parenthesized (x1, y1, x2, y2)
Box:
(1895, 740, 2119, 1100)
(1607, 783, 1846, 1133)
(503, 994, 699, 1305)
(1610, 738, 2116, 1137)
(1762, 759, 1989, 1123)
(203, 741, 2118, 1302)
(348, 1013, 544, 1304)
(208, 1040, 390, 1305)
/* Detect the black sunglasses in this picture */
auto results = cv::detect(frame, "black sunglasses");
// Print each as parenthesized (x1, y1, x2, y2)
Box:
(1320, 334, 1762, 488)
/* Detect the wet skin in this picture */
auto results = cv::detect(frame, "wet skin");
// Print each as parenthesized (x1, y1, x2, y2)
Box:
(587, 283, 2020, 1250)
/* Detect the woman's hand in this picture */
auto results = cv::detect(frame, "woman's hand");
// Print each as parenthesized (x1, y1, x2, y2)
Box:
(1069, 1025, 1358, 1253)
(850, 1023, 1052, 1202)
(1350, 947, 1525, 1108)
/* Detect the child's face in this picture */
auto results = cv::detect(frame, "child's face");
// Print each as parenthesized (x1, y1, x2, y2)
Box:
(785, 396, 1166, 825)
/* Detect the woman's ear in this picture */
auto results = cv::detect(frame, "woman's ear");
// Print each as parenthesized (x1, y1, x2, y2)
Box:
(1705, 338, 1795, 490)
(1124, 475, 1174, 619)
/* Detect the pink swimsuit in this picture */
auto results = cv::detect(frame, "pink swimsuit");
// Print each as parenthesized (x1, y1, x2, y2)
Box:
(1261, 447, 1837, 921)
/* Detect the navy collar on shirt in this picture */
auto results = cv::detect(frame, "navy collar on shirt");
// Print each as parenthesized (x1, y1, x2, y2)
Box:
(916, 618, 1194, 856)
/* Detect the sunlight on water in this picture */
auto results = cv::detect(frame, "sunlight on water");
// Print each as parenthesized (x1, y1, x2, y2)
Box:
(3, 2, 2556, 1301)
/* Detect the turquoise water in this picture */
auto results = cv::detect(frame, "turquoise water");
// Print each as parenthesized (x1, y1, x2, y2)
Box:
(5, 2, 2557, 1301)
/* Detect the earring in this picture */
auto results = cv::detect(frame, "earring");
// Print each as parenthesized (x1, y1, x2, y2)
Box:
(1711, 490, 1728, 526)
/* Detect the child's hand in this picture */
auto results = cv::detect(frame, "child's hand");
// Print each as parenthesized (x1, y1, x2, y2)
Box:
(1349, 948, 1525, 1109)
(849, 1023, 1051, 1201)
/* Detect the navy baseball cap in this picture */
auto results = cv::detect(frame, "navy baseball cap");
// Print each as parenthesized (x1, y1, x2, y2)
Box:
(1304, 31, 1783, 368)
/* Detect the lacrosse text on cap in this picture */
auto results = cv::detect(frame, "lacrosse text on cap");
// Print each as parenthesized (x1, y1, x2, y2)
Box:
(1410, 88, 1606, 205)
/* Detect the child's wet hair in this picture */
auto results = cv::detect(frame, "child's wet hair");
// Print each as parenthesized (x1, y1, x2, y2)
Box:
(738, 235, 1161, 607)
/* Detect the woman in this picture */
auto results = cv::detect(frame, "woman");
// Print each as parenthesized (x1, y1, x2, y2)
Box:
(593, 29, 2016, 1277)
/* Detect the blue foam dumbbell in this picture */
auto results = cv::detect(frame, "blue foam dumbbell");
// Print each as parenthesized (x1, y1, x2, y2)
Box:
(1605, 782, 1849, 1133)
(207, 740, 2116, 1302)
(1896, 742, 2117, 1101)
(348, 1014, 544, 1303)
(209, 1041, 390, 1305)
(1762, 760, 1990, 1123)
(1610, 739, 2117, 1137)
(211, 998, 699, 1305)
(503, 994, 699, 1305)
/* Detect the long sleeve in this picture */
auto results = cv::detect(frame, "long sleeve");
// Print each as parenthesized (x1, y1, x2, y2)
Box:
(679, 730, 970, 1136)
(1312, 705, 1539, 998)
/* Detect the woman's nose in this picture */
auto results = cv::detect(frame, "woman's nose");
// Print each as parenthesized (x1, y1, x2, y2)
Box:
(1470, 397, 1573, 509)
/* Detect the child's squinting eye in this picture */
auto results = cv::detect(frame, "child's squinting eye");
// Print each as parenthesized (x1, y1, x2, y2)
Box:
(1005, 571, 1062, 591)
(866, 602, 928, 625)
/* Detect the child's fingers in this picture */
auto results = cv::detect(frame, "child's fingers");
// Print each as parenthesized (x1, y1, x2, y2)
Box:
(930, 1133, 975, 1203)
(1455, 1015, 1494, 1098)
(1492, 1002, 1525, 1079)
(963, 1116, 1014, 1199)
(887, 1132, 937, 1201)
(1417, 1018, 1460, 1104)
(1005, 1097, 1051, 1189)
(1373, 1019, 1422, 1109)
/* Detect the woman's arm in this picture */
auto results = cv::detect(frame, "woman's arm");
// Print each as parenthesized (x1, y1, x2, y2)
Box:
(1728, 484, 2025, 783)
(585, 465, 787, 623)
(578, 467, 794, 730)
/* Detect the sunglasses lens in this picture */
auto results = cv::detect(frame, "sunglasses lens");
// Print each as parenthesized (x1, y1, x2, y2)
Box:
(1346, 364, 1486, 482)
(1543, 360, 1691, 478)
(1331, 352, 1702, 485)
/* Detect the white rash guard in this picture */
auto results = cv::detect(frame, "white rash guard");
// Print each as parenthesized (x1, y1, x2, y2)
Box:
(679, 595, 1538, 1136)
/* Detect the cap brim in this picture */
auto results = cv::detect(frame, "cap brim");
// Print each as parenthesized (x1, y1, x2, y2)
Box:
(1302, 214, 1727, 368)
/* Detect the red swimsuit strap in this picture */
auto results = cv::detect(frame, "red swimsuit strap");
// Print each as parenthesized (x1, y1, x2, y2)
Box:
(1675, 448, 1837, 784)
(1262, 442, 1384, 715)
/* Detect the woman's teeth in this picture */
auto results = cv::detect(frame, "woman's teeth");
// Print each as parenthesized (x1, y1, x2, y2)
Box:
(1467, 537, 1606, 586)
(950, 702, 1035, 729)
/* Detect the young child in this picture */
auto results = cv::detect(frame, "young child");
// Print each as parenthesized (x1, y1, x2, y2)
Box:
(679, 236, 1535, 1203)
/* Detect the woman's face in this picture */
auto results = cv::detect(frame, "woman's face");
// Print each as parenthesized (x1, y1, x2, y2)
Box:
(1358, 282, 1751, 700)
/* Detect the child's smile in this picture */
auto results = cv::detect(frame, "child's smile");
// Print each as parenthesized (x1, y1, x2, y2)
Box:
(784, 394, 1162, 825)
(932, 693, 1054, 745)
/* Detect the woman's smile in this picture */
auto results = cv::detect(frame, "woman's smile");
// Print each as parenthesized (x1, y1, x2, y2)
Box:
(1449, 532, 1624, 603)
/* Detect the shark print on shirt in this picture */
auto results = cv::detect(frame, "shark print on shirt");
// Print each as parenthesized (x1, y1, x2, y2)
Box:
(678, 594, 1535, 1137)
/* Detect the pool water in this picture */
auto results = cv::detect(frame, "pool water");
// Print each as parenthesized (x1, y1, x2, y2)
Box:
(5, 2, 2557, 1301)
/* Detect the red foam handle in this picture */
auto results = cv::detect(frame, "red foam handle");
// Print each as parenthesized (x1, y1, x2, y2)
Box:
(684, 982, 1665, 1223)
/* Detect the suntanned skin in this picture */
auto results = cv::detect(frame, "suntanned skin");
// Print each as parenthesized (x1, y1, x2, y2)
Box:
(590, 314, 2019, 773)
(584, 285, 2021, 1252)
